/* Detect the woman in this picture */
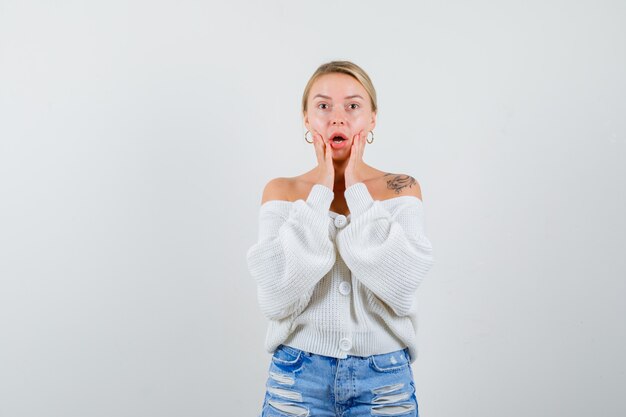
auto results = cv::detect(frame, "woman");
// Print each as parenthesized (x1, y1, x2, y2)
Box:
(246, 60, 435, 417)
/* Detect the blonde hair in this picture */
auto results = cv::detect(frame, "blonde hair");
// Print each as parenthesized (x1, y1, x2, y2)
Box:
(301, 60, 377, 115)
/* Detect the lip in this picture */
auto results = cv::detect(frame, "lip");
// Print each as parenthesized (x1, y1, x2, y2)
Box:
(328, 131, 349, 142)
(329, 133, 350, 149)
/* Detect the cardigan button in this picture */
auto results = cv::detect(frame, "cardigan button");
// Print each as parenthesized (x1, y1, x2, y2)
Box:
(334, 215, 347, 228)
(339, 281, 351, 295)
(339, 337, 352, 351)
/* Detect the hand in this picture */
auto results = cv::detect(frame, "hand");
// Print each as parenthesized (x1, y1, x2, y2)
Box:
(345, 130, 366, 188)
(311, 130, 335, 190)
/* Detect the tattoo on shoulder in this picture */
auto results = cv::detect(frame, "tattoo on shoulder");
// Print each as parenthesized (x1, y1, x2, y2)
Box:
(383, 173, 417, 194)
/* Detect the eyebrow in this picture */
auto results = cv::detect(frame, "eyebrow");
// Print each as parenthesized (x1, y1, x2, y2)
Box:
(312, 94, 364, 100)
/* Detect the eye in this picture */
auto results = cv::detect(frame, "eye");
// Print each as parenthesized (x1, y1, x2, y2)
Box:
(318, 103, 328, 110)
(349, 103, 359, 110)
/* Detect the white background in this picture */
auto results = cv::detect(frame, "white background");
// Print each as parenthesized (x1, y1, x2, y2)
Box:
(1, 1, 624, 416)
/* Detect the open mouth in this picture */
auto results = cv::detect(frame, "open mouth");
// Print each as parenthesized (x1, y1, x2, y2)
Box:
(330, 133, 348, 143)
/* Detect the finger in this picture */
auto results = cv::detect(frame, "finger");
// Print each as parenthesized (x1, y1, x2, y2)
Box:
(318, 132, 329, 164)
(315, 130, 326, 150)
(358, 130, 364, 156)
(313, 132, 324, 163)
(349, 135, 356, 164)
(317, 133, 325, 160)
(360, 130, 366, 157)
(326, 135, 333, 163)
(354, 132, 361, 162)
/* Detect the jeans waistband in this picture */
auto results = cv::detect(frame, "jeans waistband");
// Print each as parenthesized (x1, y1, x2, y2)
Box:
(277, 344, 411, 362)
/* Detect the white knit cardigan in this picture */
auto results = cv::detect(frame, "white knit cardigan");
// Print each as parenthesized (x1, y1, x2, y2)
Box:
(246, 182, 434, 364)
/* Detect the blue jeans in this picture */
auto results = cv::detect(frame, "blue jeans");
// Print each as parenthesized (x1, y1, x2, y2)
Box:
(260, 344, 419, 417)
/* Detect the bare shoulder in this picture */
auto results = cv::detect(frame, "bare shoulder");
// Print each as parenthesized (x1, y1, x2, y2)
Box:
(380, 173, 423, 201)
(260, 172, 318, 205)
(260, 177, 294, 205)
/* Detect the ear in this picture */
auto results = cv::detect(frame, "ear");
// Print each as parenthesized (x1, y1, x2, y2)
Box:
(303, 111, 310, 130)
(369, 111, 377, 131)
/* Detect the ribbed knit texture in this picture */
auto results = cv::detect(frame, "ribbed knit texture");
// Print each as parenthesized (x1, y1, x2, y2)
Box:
(245, 182, 434, 364)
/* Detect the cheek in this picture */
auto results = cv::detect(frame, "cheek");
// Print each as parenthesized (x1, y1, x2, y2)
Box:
(309, 118, 326, 129)
(351, 113, 369, 125)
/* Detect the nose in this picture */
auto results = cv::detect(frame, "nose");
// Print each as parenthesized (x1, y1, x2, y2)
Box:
(331, 114, 346, 125)
(330, 106, 347, 126)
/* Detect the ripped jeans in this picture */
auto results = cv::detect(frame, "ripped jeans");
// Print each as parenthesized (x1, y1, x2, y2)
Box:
(259, 344, 419, 417)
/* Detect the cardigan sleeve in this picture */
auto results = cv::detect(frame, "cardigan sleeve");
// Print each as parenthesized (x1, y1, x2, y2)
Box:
(246, 184, 336, 320)
(336, 182, 435, 317)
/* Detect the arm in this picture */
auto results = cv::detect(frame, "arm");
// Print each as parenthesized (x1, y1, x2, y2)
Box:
(246, 183, 336, 320)
(336, 182, 435, 317)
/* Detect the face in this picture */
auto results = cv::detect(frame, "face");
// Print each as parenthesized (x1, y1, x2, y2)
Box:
(304, 72, 376, 156)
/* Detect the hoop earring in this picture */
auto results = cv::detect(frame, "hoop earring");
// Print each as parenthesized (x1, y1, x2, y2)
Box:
(367, 131, 374, 144)
(304, 130, 313, 144)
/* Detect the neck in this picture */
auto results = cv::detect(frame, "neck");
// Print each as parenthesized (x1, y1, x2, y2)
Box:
(332, 158, 349, 187)
(313, 160, 373, 189)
